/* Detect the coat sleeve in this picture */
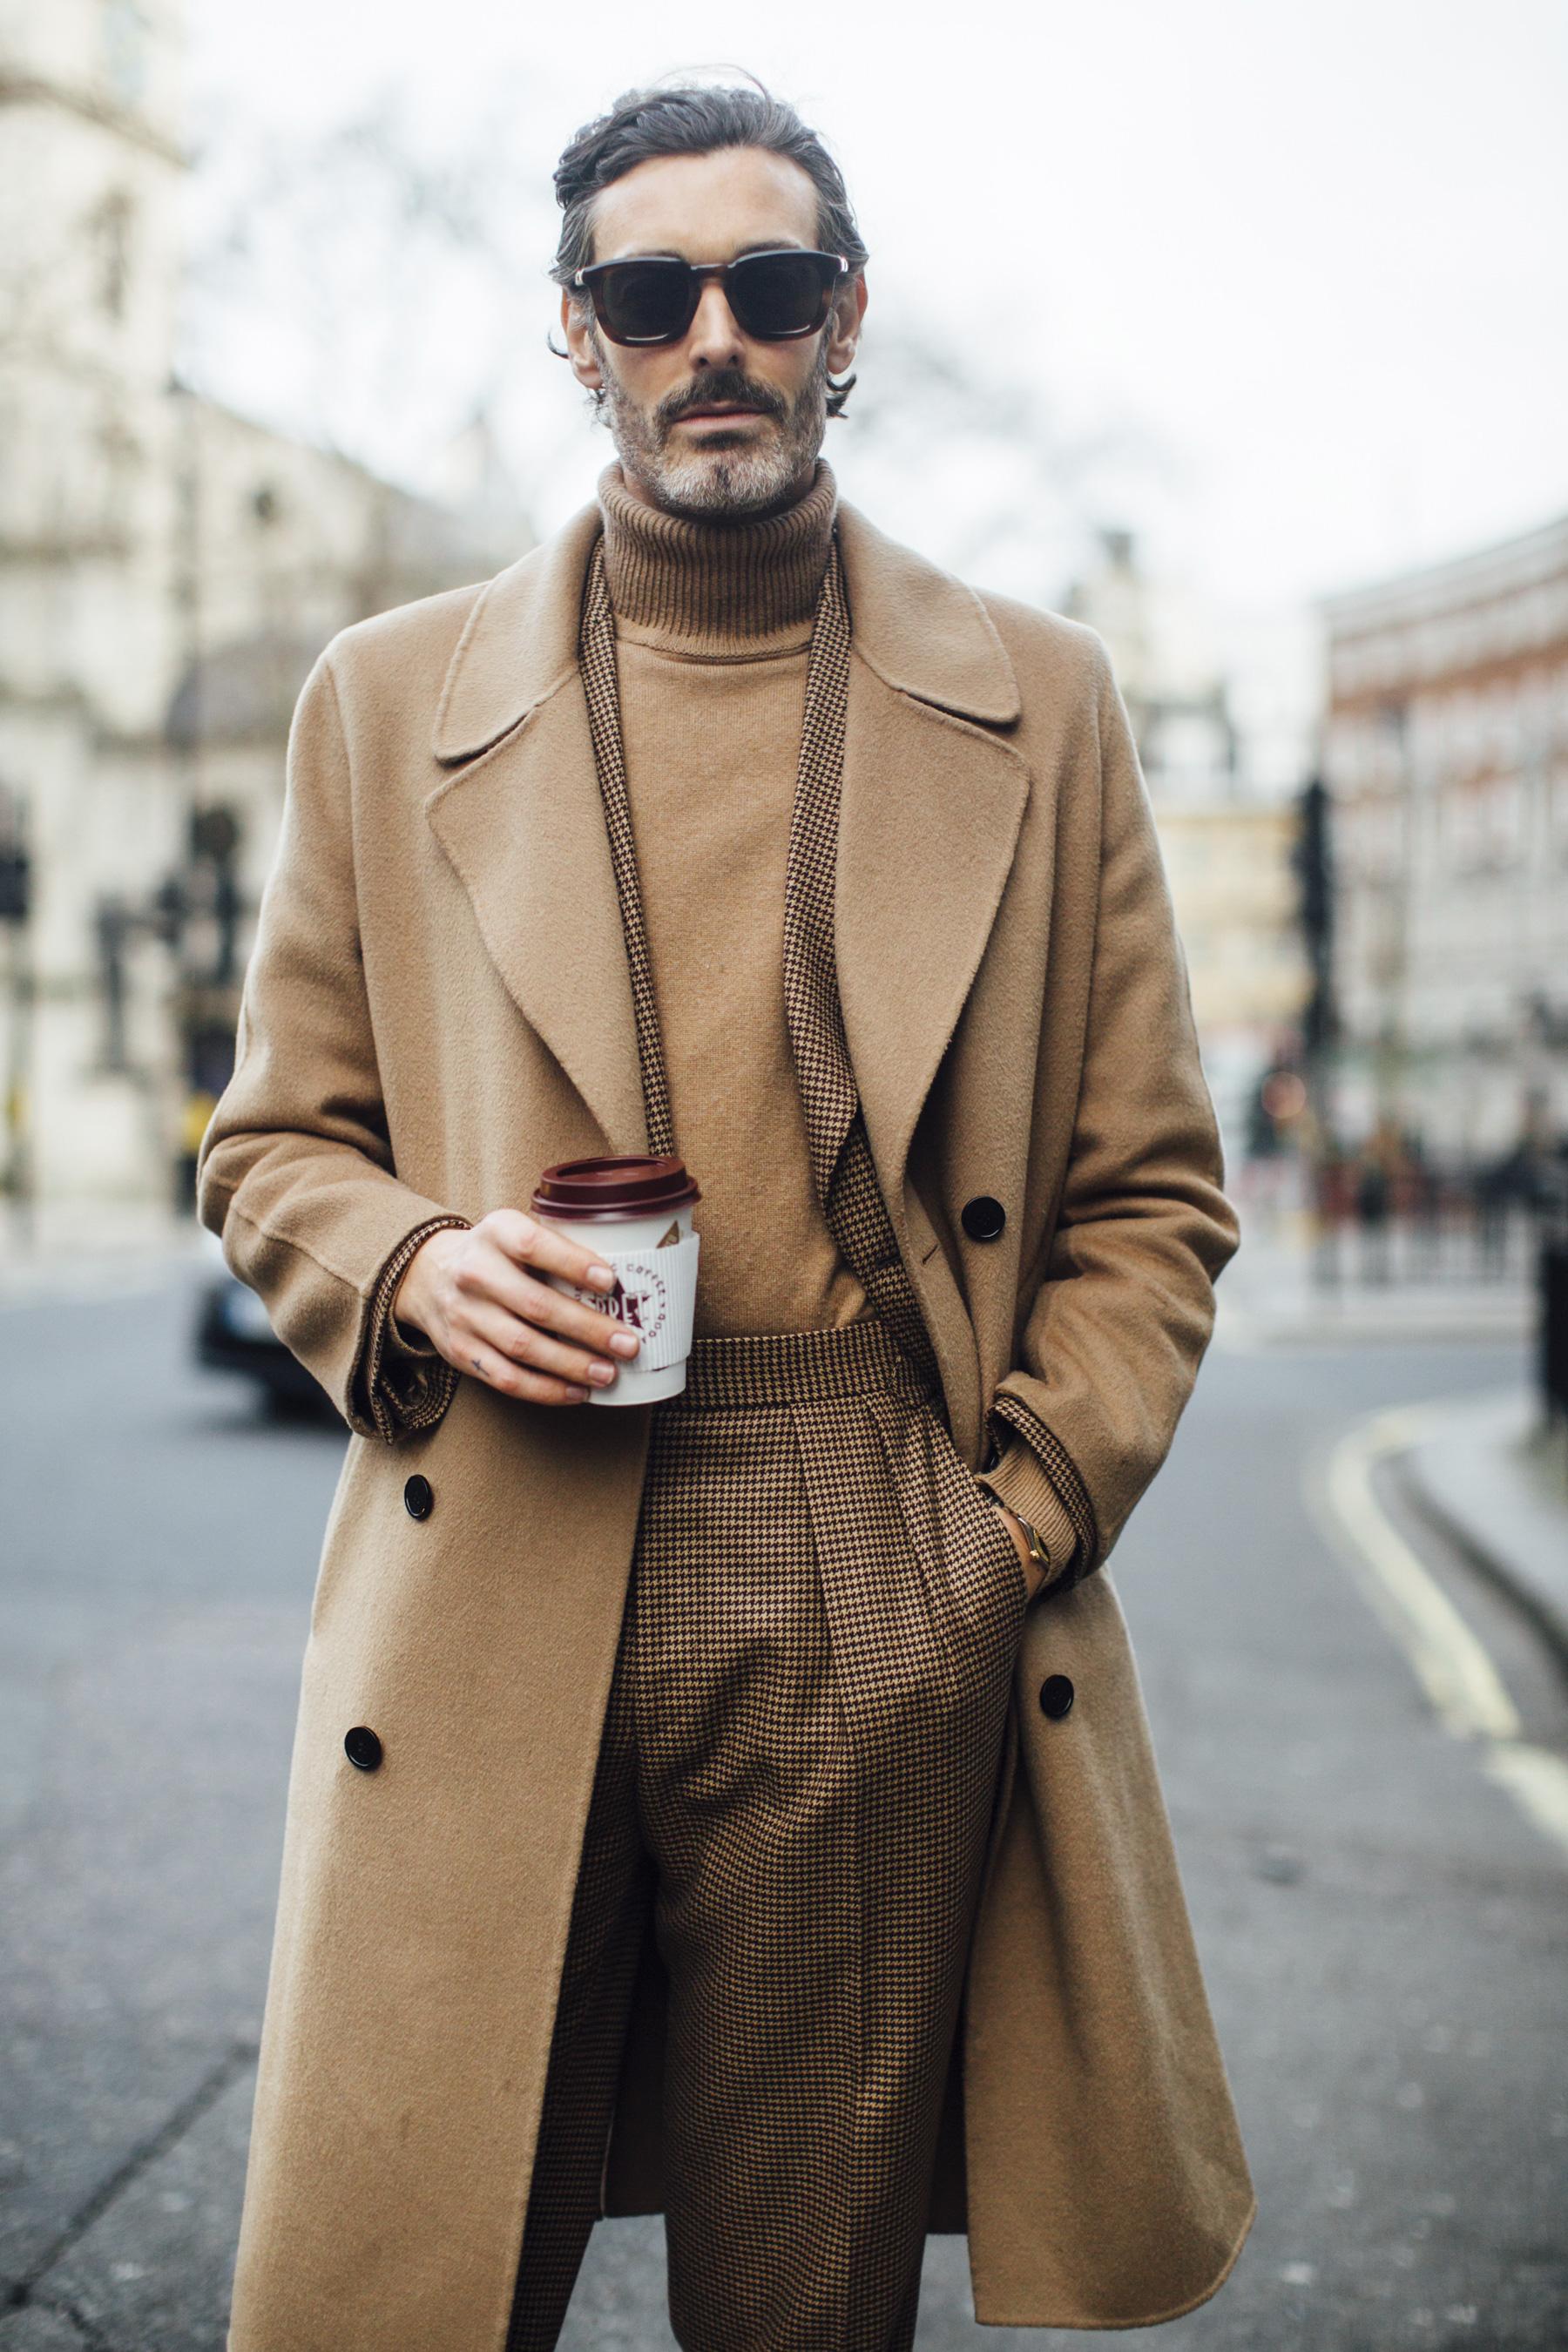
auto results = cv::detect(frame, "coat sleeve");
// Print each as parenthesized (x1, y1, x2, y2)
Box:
(194, 647, 473, 1443)
(983, 636, 1240, 1592)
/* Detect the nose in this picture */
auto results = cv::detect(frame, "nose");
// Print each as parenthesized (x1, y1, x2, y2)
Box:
(686, 278, 747, 369)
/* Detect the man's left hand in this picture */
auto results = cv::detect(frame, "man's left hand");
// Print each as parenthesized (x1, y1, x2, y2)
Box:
(994, 1503, 1048, 1603)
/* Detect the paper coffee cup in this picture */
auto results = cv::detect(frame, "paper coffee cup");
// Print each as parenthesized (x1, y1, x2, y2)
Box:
(530, 1154, 702, 1405)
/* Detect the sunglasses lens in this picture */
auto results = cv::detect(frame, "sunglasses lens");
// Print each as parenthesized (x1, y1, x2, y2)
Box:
(595, 261, 692, 343)
(730, 253, 835, 337)
(586, 252, 840, 343)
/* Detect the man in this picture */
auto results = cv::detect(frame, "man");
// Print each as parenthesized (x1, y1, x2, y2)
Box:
(197, 79, 1255, 2352)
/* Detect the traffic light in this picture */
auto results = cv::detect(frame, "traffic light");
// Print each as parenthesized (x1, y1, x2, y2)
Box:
(0, 787, 28, 925)
(0, 840, 28, 925)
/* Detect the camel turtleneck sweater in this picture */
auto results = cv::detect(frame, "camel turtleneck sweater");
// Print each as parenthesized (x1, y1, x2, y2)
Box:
(595, 457, 868, 1338)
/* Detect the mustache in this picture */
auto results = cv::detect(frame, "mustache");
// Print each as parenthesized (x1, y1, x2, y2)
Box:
(658, 369, 787, 427)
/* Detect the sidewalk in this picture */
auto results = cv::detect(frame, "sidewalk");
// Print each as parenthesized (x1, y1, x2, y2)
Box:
(1401, 1389, 1568, 1669)
(1213, 1213, 1534, 1348)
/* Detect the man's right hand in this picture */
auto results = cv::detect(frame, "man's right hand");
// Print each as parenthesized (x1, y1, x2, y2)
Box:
(391, 1210, 641, 1406)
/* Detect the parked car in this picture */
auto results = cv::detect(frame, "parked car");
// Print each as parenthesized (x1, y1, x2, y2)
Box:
(193, 1227, 330, 1419)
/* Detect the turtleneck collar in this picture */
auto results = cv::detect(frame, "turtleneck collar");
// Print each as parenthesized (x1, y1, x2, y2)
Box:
(596, 458, 838, 654)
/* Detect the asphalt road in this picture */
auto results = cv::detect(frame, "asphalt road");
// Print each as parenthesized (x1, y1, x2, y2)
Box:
(2, 1261, 1565, 2351)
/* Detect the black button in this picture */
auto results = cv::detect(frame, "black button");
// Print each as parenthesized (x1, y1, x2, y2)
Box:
(1038, 1674, 1075, 1720)
(403, 1474, 433, 1520)
(344, 1725, 383, 1771)
(961, 1195, 1006, 1242)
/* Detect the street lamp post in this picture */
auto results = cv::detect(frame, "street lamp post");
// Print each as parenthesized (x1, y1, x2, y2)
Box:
(1293, 774, 1340, 1286)
(0, 786, 35, 1240)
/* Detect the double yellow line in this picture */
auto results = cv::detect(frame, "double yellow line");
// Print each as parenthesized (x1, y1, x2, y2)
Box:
(1309, 1404, 1568, 1861)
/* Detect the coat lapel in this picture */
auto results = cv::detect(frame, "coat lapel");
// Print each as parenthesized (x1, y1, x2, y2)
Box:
(421, 490, 1033, 1206)
(833, 502, 1031, 1224)
(422, 504, 651, 1157)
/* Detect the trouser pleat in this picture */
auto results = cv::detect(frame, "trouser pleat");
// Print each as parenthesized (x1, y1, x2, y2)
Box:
(505, 1334, 1026, 2352)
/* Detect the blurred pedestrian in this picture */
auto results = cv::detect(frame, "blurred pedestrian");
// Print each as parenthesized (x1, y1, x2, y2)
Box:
(1308, 1126, 1351, 1289)
(1402, 1129, 1442, 1277)
(1355, 1147, 1393, 1282)
(197, 77, 1254, 2352)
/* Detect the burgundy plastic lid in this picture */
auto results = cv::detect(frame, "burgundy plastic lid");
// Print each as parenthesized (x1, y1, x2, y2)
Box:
(531, 1153, 701, 1222)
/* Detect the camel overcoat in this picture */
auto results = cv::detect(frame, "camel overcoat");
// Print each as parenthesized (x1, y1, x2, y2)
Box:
(196, 490, 1257, 2349)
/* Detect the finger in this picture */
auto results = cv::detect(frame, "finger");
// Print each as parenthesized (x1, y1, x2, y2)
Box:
(460, 1330, 592, 1407)
(489, 1209, 618, 1294)
(465, 1300, 627, 1394)
(460, 1246, 641, 1359)
(510, 1267, 643, 1358)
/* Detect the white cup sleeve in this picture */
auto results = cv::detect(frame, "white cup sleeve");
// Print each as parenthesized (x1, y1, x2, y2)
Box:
(557, 1232, 700, 1371)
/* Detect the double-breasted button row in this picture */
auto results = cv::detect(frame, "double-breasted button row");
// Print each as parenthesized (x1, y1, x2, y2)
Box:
(351, 1476, 434, 1768)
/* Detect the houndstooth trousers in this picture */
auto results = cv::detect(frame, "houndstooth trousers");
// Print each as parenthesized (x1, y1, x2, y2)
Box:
(504, 533, 1029, 2352)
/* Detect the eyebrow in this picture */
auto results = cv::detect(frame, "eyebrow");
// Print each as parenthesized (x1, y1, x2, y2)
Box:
(598, 238, 812, 262)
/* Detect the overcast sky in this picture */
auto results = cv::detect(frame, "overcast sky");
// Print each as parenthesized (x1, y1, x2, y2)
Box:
(184, 0, 1568, 769)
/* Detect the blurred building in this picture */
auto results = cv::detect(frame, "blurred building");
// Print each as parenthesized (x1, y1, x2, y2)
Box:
(0, 1, 531, 1218)
(1320, 513, 1568, 1158)
(1065, 529, 1311, 1146)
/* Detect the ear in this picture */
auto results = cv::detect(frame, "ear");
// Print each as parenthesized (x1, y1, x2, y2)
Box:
(561, 288, 605, 394)
(825, 271, 867, 379)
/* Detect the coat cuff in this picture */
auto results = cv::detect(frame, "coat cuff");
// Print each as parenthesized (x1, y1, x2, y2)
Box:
(382, 1306, 442, 1362)
(353, 1213, 473, 1445)
(982, 1396, 1100, 1595)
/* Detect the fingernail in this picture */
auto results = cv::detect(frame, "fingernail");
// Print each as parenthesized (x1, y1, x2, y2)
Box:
(567, 1384, 591, 1402)
(588, 1264, 616, 1290)
(587, 1362, 616, 1384)
(609, 1331, 640, 1357)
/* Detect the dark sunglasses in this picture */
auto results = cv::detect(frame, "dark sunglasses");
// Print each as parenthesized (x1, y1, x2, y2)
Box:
(571, 247, 849, 347)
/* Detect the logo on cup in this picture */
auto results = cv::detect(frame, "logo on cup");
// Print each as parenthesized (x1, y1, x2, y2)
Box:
(597, 1257, 668, 1343)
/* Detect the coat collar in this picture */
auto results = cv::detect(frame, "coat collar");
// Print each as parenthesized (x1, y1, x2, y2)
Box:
(431, 501, 601, 764)
(430, 494, 1020, 763)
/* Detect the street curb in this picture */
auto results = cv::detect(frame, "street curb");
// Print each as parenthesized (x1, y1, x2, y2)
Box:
(1399, 1432, 1568, 1682)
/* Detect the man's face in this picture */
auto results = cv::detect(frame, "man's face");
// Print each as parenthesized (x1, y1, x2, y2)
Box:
(561, 145, 866, 520)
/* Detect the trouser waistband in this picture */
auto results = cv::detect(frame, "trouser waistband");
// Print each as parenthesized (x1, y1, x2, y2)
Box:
(667, 1316, 942, 1411)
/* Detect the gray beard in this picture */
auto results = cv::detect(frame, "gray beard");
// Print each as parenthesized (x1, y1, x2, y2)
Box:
(597, 340, 829, 520)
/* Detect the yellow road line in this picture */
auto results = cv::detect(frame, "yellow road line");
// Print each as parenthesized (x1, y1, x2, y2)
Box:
(1309, 1404, 1568, 1862)
(1480, 1742, 1568, 1856)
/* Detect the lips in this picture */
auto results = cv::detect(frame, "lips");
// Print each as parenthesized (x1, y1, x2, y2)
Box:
(679, 405, 765, 422)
